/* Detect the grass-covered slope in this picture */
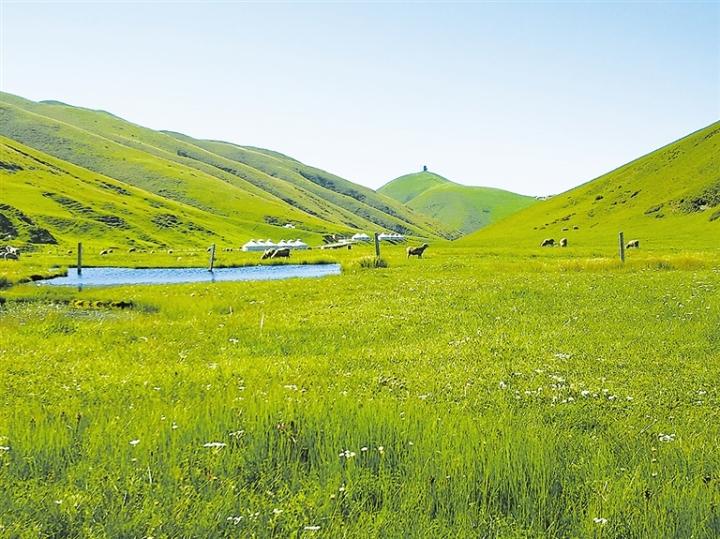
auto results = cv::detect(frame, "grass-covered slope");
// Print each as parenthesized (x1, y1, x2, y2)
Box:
(378, 171, 450, 203)
(0, 136, 334, 250)
(164, 134, 452, 238)
(0, 92, 450, 247)
(462, 121, 720, 251)
(379, 170, 536, 235)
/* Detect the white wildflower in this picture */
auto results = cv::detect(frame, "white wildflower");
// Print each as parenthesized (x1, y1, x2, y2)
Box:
(581, 390, 591, 397)
(360, 446, 368, 452)
(304, 525, 321, 531)
(339, 449, 356, 459)
(272, 508, 283, 515)
(129, 439, 140, 446)
(498, 381, 507, 389)
(203, 442, 227, 448)
(593, 517, 608, 525)
(658, 433, 676, 442)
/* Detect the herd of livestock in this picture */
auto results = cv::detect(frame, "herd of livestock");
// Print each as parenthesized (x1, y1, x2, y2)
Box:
(541, 238, 640, 249)
(1, 237, 642, 264)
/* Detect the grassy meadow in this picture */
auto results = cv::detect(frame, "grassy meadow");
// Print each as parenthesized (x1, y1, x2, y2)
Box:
(1, 243, 719, 537)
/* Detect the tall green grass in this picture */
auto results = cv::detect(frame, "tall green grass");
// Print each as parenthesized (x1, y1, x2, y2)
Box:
(1, 245, 719, 536)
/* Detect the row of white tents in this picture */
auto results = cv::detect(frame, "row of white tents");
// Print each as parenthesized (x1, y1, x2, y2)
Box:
(352, 232, 405, 242)
(377, 232, 405, 242)
(242, 232, 406, 252)
(242, 239, 309, 252)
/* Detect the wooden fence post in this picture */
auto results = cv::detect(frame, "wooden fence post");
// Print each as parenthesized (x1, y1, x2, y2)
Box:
(619, 232, 625, 263)
(374, 233, 381, 257)
(208, 243, 216, 271)
(77, 242, 83, 275)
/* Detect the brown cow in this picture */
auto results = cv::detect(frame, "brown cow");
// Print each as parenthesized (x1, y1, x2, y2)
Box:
(407, 244, 429, 258)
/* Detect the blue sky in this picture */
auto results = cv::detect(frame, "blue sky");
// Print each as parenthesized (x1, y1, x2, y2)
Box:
(1, 1, 718, 195)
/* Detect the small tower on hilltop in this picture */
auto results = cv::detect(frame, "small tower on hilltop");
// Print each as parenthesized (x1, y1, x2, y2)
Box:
(423, 165, 428, 172)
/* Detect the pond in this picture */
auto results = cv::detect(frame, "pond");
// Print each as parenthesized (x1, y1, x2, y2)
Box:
(38, 264, 342, 287)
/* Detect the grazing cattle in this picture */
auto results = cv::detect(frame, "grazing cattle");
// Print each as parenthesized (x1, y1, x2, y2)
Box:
(100, 249, 109, 256)
(262, 248, 291, 260)
(128, 247, 136, 253)
(541, 238, 555, 247)
(167, 249, 173, 254)
(407, 243, 429, 258)
(626, 240, 640, 249)
(1, 246, 20, 260)
(560, 238, 568, 247)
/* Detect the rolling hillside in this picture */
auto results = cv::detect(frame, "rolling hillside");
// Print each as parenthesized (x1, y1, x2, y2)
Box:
(379, 170, 536, 236)
(0, 92, 451, 249)
(462, 121, 720, 251)
(0, 136, 342, 249)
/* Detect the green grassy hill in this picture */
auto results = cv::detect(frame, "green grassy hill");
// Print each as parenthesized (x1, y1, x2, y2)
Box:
(377, 171, 450, 203)
(462, 121, 720, 251)
(0, 92, 451, 250)
(0, 136, 335, 250)
(379, 170, 536, 235)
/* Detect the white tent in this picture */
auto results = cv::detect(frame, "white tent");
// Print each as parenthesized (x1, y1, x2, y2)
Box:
(378, 232, 405, 242)
(352, 233, 371, 242)
(242, 239, 278, 252)
(290, 239, 309, 250)
(280, 239, 309, 250)
(244, 238, 308, 251)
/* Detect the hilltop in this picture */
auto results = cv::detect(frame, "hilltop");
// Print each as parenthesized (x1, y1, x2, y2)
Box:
(461, 121, 720, 251)
(0, 92, 452, 249)
(378, 171, 451, 204)
(379, 170, 536, 236)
